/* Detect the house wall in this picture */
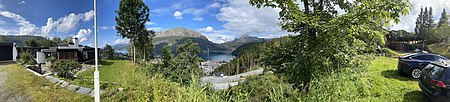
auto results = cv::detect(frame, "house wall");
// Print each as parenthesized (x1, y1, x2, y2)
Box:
(0, 44, 13, 61)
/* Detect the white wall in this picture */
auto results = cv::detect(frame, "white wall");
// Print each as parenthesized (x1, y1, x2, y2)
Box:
(12, 43, 17, 61)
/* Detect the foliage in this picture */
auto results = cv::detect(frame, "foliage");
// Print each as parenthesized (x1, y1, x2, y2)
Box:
(428, 42, 450, 58)
(249, 0, 410, 90)
(50, 60, 81, 79)
(381, 48, 404, 58)
(429, 9, 450, 43)
(115, 0, 154, 63)
(52, 37, 63, 44)
(415, 7, 435, 43)
(39, 38, 56, 47)
(24, 38, 39, 47)
(0, 35, 4, 42)
(305, 56, 371, 101)
(47, 56, 57, 63)
(438, 9, 448, 28)
(214, 48, 260, 75)
(224, 74, 300, 102)
(158, 39, 204, 85)
(62, 37, 72, 43)
(18, 51, 36, 65)
(103, 44, 115, 60)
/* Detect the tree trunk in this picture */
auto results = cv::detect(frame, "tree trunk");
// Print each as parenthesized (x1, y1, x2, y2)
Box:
(133, 42, 136, 63)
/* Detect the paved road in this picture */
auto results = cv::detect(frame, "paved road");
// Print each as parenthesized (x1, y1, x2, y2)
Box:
(201, 68, 264, 90)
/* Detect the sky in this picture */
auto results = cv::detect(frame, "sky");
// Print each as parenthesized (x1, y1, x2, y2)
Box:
(0, 0, 449, 47)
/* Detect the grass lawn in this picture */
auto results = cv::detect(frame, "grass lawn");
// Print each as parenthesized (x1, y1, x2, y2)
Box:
(429, 42, 450, 58)
(74, 60, 146, 86)
(365, 57, 427, 101)
(0, 63, 92, 102)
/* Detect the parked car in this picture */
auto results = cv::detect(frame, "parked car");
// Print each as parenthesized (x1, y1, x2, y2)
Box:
(398, 53, 448, 79)
(418, 62, 450, 102)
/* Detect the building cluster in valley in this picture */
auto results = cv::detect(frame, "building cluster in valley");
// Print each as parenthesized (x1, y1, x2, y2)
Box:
(200, 61, 226, 75)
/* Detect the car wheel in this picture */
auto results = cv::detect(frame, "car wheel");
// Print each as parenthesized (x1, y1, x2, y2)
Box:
(411, 68, 421, 79)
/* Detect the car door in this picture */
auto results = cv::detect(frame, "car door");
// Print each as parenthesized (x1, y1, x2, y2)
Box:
(424, 65, 446, 96)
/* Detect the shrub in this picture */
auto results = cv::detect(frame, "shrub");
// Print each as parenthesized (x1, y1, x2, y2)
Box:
(46, 56, 57, 63)
(18, 51, 36, 65)
(50, 60, 81, 79)
(223, 74, 300, 102)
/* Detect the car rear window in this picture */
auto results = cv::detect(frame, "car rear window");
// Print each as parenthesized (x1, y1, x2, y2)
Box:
(429, 65, 445, 79)
(444, 69, 450, 81)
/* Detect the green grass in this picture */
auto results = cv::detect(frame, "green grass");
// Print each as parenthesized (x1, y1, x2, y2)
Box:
(0, 63, 92, 102)
(429, 42, 450, 58)
(363, 57, 427, 101)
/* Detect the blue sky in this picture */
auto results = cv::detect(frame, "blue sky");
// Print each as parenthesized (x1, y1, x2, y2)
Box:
(0, 0, 449, 47)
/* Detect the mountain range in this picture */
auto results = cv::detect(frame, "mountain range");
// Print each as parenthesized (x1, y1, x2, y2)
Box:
(0, 35, 48, 46)
(111, 28, 265, 56)
(0, 28, 265, 56)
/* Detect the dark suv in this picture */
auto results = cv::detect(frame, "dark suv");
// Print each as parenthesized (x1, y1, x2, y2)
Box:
(398, 53, 448, 79)
(419, 62, 450, 102)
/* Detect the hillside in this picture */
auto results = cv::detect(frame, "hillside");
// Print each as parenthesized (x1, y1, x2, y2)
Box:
(0, 35, 48, 46)
(113, 44, 129, 51)
(220, 34, 264, 50)
(155, 27, 208, 40)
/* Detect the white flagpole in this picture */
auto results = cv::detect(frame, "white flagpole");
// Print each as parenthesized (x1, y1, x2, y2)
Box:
(93, 0, 100, 101)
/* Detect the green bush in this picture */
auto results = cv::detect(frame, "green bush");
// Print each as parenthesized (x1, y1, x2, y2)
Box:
(50, 60, 81, 79)
(222, 74, 300, 102)
(18, 51, 36, 65)
(46, 56, 57, 63)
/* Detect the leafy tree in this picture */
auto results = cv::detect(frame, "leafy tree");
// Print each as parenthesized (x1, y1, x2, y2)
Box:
(18, 51, 36, 65)
(0, 35, 5, 42)
(250, 0, 410, 91)
(52, 36, 63, 44)
(62, 37, 72, 43)
(438, 9, 448, 28)
(24, 38, 38, 47)
(38, 38, 55, 47)
(103, 44, 115, 60)
(162, 46, 174, 68)
(115, 0, 151, 63)
(415, 7, 435, 42)
(160, 39, 203, 85)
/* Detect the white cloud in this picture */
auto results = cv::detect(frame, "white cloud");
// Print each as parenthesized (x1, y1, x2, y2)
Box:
(173, 11, 183, 19)
(217, 0, 283, 35)
(0, 11, 39, 35)
(208, 2, 221, 8)
(114, 38, 129, 45)
(74, 29, 92, 42)
(193, 17, 204, 21)
(147, 27, 165, 32)
(99, 26, 109, 30)
(17, 1, 25, 4)
(197, 26, 214, 32)
(145, 21, 155, 26)
(202, 30, 236, 43)
(389, 0, 450, 32)
(42, 10, 94, 35)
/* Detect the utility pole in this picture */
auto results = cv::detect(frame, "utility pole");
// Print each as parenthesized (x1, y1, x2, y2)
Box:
(94, 0, 100, 101)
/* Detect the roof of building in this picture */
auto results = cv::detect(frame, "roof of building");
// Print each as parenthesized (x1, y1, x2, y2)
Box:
(0, 43, 13, 47)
